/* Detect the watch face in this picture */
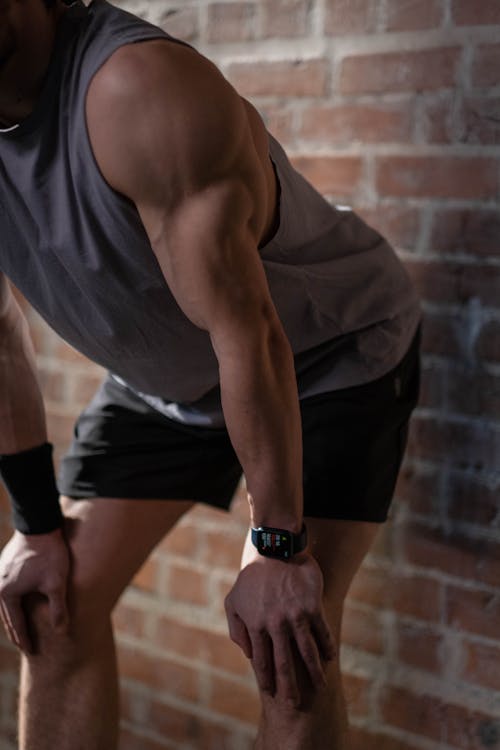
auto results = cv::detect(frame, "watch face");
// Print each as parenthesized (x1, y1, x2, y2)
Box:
(257, 529, 292, 559)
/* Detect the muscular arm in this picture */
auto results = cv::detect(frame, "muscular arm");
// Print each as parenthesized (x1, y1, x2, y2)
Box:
(86, 40, 303, 532)
(0, 273, 48, 454)
(85, 42, 334, 701)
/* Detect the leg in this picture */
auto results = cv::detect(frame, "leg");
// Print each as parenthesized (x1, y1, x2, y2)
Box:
(240, 516, 380, 750)
(18, 494, 194, 750)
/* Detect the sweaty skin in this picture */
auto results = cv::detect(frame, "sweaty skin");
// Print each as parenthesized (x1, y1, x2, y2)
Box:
(0, 0, 334, 710)
(85, 39, 335, 701)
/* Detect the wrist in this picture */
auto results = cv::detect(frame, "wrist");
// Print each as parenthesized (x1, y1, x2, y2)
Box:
(248, 493, 303, 535)
(251, 522, 308, 561)
(0, 443, 64, 535)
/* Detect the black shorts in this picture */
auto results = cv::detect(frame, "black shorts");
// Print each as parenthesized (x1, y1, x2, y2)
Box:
(58, 323, 421, 523)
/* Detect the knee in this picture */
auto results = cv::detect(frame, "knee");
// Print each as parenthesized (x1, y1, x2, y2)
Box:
(24, 581, 112, 668)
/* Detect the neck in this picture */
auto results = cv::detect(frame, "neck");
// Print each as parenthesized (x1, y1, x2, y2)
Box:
(0, 3, 68, 128)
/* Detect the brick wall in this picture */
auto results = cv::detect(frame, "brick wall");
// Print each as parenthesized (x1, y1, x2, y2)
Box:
(1, 1, 499, 748)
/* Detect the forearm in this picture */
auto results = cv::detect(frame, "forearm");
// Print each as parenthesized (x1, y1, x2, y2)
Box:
(0, 314, 48, 454)
(216, 321, 303, 533)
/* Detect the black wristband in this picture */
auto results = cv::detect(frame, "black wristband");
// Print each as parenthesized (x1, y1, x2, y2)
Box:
(0, 442, 64, 535)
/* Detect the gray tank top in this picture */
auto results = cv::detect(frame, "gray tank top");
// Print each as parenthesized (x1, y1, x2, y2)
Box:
(0, 0, 421, 427)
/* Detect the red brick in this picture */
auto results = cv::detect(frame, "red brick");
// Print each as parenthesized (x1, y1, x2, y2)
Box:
(462, 640, 500, 691)
(38, 366, 66, 403)
(342, 601, 385, 654)
(46, 411, 77, 449)
(405, 258, 500, 307)
(445, 584, 500, 640)
(160, 7, 199, 41)
(131, 556, 159, 593)
(226, 58, 329, 97)
(117, 644, 200, 701)
(342, 672, 371, 717)
(357, 205, 420, 251)
(349, 727, 422, 750)
(71, 371, 104, 407)
(446, 370, 500, 420)
(260, 0, 311, 38)
(367, 519, 395, 561)
(349, 568, 441, 621)
(290, 155, 363, 198)
(148, 697, 240, 748)
(168, 563, 209, 606)
(394, 462, 441, 516)
(452, 0, 500, 26)
(299, 102, 413, 145)
(54, 339, 88, 363)
(0, 641, 19, 672)
(420, 312, 462, 358)
(325, 0, 378, 35)
(340, 48, 459, 94)
(120, 683, 148, 725)
(25, 316, 53, 356)
(375, 156, 498, 199)
(159, 522, 201, 558)
(229, 485, 250, 525)
(396, 621, 442, 674)
(472, 44, 500, 88)
(446, 472, 500, 527)
(206, 2, 257, 43)
(401, 520, 500, 588)
(385, 0, 443, 30)
(208, 673, 260, 724)
(119, 727, 169, 750)
(203, 528, 244, 569)
(430, 208, 500, 257)
(409, 416, 500, 474)
(418, 363, 445, 410)
(154, 616, 252, 677)
(421, 93, 457, 143)
(113, 602, 148, 639)
(476, 320, 500, 362)
(461, 95, 500, 146)
(379, 684, 500, 747)
(257, 104, 295, 144)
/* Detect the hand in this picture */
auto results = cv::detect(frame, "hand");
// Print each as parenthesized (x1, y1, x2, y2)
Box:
(224, 550, 336, 708)
(0, 527, 70, 654)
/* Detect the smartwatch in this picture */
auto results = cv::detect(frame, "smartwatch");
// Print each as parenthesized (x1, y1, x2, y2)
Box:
(251, 523, 307, 560)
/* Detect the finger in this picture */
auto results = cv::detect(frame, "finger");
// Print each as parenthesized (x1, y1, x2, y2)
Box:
(2, 596, 32, 654)
(250, 630, 275, 696)
(272, 629, 300, 708)
(0, 598, 18, 647)
(47, 587, 70, 633)
(225, 606, 252, 659)
(311, 611, 336, 661)
(294, 621, 327, 689)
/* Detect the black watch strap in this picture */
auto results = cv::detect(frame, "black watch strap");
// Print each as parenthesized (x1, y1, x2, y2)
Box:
(251, 523, 307, 560)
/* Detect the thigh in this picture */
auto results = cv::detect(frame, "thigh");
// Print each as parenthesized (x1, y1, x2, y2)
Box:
(305, 516, 379, 637)
(59, 495, 194, 620)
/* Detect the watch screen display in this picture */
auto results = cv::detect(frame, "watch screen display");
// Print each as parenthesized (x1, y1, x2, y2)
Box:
(258, 530, 292, 559)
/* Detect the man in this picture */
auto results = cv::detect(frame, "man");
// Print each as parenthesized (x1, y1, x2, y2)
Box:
(0, 1, 422, 748)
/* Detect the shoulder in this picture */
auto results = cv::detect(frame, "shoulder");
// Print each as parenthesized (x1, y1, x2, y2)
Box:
(85, 38, 250, 201)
